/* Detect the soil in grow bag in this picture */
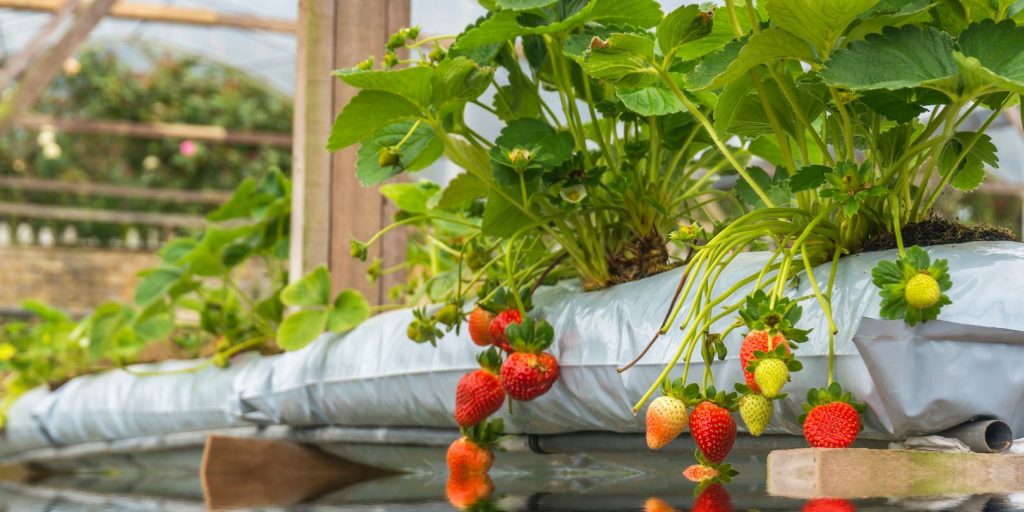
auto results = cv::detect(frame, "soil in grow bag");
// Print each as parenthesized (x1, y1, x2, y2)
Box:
(861, 215, 1019, 253)
(603, 230, 681, 288)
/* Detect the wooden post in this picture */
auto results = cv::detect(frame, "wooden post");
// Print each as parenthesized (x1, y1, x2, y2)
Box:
(290, 0, 410, 304)
(0, 0, 296, 32)
(0, 0, 81, 92)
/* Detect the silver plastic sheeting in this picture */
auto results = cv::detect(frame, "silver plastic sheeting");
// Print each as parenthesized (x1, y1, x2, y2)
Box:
(0, 386, 52, 457)
(32, 356, 254, 446)
(235, 242, 1024, 439)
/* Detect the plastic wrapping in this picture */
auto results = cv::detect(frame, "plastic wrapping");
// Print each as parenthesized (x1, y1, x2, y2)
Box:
(236, 241, 1024, 439)
(0, 386, 52, 457)
(32, 356, 254, 446)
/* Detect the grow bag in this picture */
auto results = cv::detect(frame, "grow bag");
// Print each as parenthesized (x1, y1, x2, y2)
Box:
(236, 241, 1024, 440)
(0, 387, 53, 458)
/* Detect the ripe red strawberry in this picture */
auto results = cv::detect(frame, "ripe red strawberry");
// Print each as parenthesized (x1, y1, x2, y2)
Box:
(689, 400, 737, 463)
(803, 498, 857, 512)
(646, 377, 688, 450)
(454, 348, 505, 427)
(488, 309, 522, 352)
(801, 383, 864, 449)
(468, 307, 494, 347)
(692, 483, 733, 512)
(500, 318, 559, 401)
(740, 330, 788, 393)
(447, 419, 502, 477)
(446, 472, 494, 510)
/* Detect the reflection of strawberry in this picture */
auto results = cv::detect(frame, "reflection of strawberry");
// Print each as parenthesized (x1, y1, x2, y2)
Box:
(500, 319, 559, 401)
(488, 309, 522, 352)
(740, 330, 787, 393)
(693, 483, 733, 512)
(454, 348, 505, 427)
(446, 472, 494, 510)
(643, 497, 679, 512)
(468, 307, 494, 346)
(682, 464, 719, 482)
(689, 401, 736, 463)
(447, 419, 502, 477)
(803, 498, 857, 512)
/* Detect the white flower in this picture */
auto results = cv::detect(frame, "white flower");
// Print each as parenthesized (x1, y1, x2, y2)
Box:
(559, 184, 588, 203)
(36, 128, 55, 146)
(12, 159, 25, 173)
(142, 155, 160, 171)
(42, 142, 62, 159)
(63, 57, 81, 77)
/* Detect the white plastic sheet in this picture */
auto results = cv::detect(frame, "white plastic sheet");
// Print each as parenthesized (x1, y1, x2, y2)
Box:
(0, 386, 52, 457)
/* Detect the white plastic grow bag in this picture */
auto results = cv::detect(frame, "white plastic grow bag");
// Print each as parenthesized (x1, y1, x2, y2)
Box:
(0, 386, 52, 457)
(235, 241, 1024, 440)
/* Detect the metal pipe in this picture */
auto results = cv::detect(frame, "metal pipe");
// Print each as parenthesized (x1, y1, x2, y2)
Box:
(938, 419, 1014, 453)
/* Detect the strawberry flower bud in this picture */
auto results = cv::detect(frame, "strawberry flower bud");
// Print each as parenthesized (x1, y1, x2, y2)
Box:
(350, 239, 368, 261)
(378, 146, 401, 168)
(507, 147, 532, 172)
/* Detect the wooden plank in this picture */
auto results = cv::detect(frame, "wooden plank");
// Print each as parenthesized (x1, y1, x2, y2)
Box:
(0, 0, 115, 133)
(0, 176, 230, 204)
(767, 448, 1024, 499)
(0, 200, 205, 228)
(0, 0, 296, 32)
(200, 435, 389, 509)
(327, 0, 410, 303)
(0, 0, 81, 91)
(16, 115, 292, 147)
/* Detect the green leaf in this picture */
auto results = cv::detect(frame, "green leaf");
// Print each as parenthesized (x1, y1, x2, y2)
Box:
(281, 266, 331, 307)
(858, 89, 927, 122)
(764, 0, 880, 55)
(379, 181, 441, 214)
(844, 2, 933, 44)
(354, 121, 443, 186)
(941, 132, 997, 192)
(21, 300, 70, 322)
(494, 118, 574, 167)
(278, 309, 329, 351)
(444, 135, 491, 176)
(327, 90, 423, 150)
(580, 33, 657, 86)
(133, 312, 173, 342)
(686, 38, 744, 91)
(956, 19, 1024, 95)
(734, 167, 792, 208)
(789, 165, 830, 192)
(675, 2, 754, 61)
(159, 237, 197, 264)
(713, 74, 752, 135)
(689, 28, 816, 90)
(820, 25, 957, 91)
(431, 57, 493, 110)
(615, 82, 685, 116)
(482, 189, 534, 237)
(333, 66, 433, 107)
(328, 290, 370, 332)
(496, 0, 557, 8)
(135, 267, 183, 307)
(657, 5, 713, 56)
(438, 172, 488, 211)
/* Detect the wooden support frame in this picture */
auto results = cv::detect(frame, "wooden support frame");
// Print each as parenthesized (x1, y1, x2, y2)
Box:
(0, 176, 230, 204)
(0, 0, 296, 33)
(0, 0, 80, 91)
(16, 115, 292, 147)
(0, 200, 205, 228)
(290, 0, 410, 304)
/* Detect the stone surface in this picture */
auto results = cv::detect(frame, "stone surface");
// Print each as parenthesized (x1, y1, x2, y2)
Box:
(768, 448, 1024, 498)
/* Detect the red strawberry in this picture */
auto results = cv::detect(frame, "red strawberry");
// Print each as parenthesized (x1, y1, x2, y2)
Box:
(692, 483, 733, 512)
(500, 318, 559, 401)
(488, 309, 522, 352)
(803, 498, 856, 512)
(468, 307, 494, 347)
(454, 348, 505, 427)
(740, 330, 788, 393)
(446, 419, 502, 477)
(689, 401, 737, 463)
(446, 472, 494, 510)
(802, 383, 864, 449)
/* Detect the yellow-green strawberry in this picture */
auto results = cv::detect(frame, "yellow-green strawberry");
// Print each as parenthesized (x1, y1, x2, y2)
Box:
(754, 358, 789, 399)
(738, 393, 773, 436)
(904, 272, 940, 309)
(646, 395, 688, 450)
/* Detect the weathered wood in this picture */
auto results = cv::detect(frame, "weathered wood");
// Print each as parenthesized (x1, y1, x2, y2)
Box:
(767, 448, 1024, 499)
(0, 176, 230, 204)
(0, 0, 296, 32)
(200, 434, 388, 509)
(16, 115, 292, 147)
(0, 0, 115, 133)
(290, 0, 410, 305)
(0, 200, 205, 228)
(0, 0, 81, 91)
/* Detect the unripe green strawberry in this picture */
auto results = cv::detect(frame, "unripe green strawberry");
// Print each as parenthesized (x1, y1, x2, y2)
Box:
(740, 330, 788, 393)
(738, 393, 773, 436)
(645, 395, 688, 450)
(754, 358, 789, 399)
(904, 272, 940, 309)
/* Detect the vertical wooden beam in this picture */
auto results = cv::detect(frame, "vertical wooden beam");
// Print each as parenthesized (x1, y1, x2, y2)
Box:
(291, 0, 410, 305)
(0, 0, 81, 92)
(0, 0, 115, 133)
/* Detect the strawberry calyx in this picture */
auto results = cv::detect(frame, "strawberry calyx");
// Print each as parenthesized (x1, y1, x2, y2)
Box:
(476, 347, 503, 375)
(798, 382, 866, 425)
(505, 318, 555, 354)
(660, 376, 687, 401)
(871, 245, 953, 326)
(476, 285, 532, 314)
(746, 343, 803, 375)
(738, 290, 810, 344)
(734, 383, 787, 401)
(684, 449, 739, 486)
(461, 418, 505, 449)
(683, 384, 738, 411)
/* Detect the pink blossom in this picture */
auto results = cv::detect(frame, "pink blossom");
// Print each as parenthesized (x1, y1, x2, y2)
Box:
(179, 139, 197, 156)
